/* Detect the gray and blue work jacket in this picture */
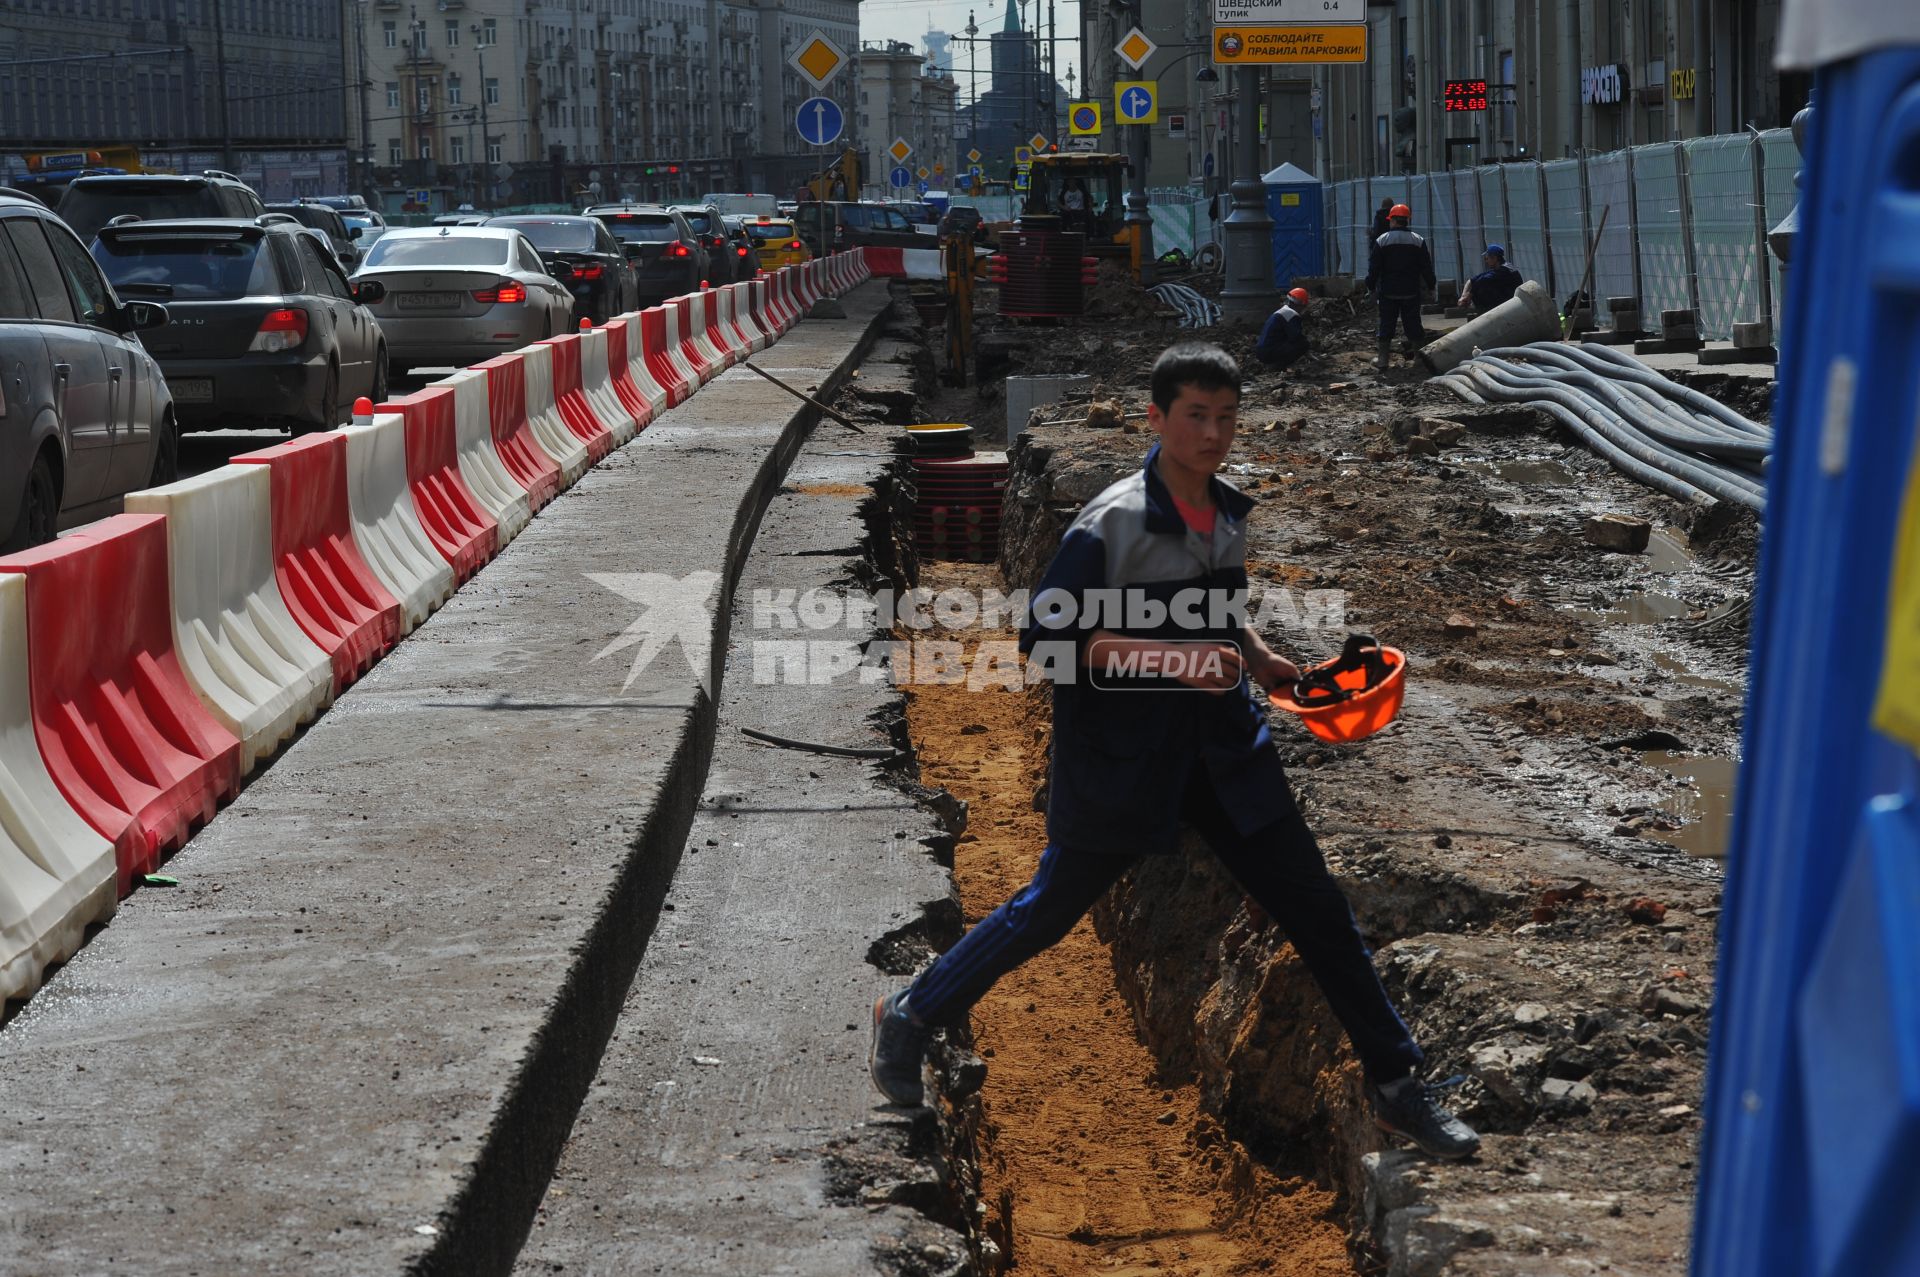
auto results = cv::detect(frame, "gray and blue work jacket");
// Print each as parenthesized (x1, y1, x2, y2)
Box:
(1019, 443, 1290, 856)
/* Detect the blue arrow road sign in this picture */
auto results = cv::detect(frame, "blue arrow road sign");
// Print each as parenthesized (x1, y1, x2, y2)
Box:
(795, 96, 844, 147)
(889, 165, 913, 188)
(1119, 85, 1153, 122)
(917, 180, 930, 195)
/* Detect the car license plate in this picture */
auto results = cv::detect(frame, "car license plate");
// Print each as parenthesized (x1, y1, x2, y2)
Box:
(398, 291, 461, 309)
(170, 377, 214, 404)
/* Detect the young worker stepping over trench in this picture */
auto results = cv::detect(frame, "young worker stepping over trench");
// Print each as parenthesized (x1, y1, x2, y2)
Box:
(870, 343, 1481, 1162)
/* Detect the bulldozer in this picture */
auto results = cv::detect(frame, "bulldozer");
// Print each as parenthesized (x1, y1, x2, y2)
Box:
(1016, 153, 1145, 280)
(801, 147, 861, 203)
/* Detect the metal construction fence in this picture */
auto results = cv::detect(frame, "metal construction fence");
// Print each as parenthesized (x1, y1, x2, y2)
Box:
(1326, 129, 1801, 342)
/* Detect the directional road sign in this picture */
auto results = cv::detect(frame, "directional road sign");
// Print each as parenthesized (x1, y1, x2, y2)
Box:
(889, 165, 913, 188)
(789, 31, 849, 87)
(794, 96, 844, 146)
(1069, 101, 1102, 135)
(1115, 80, 1159, 125)
(888, 137, 913, 164)
(1115, 26, 1157, 70)
(917, 180, 930, 195)
(1210, 23, 1367, 63)
(1013, 170, 1030, 191)
(1212, 0, 1359, 19)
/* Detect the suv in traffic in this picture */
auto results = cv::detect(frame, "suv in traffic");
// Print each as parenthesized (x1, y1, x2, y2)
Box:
(93, 217, 389, 435)
(584, 204, 704, 304)
(793, 202, 927, 258)
(668, 204, 737, 284)
(56, 170, 266, 243)
(265, 201, 363, 270)
(0, 189, 175, 549)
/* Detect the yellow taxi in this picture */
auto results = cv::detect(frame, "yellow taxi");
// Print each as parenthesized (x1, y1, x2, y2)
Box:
(744, 217, 810, 272)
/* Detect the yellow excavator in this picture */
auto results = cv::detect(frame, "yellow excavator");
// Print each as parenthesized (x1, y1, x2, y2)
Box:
(1017, 153, 1144, 280)
(802, 148, 861, 203)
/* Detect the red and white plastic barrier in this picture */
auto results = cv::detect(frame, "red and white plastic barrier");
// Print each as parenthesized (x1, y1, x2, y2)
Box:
(0, 515, 243, 893)
(541, 334, 615, 463)
(520, 342, 592, 487)
(603, 316, 665, 426)
(442, 367, 535, 547)
(578, 325, 641, 445)
(124, 466, 334, 774)
(0, 571, 121, 1002)
(698, 291, 741, 368)
(342, 410, 457, 633)
(729, 282, 770, 352)
(639, 307, 692, 406)
(858, 246, 945, 280)
(386, 387, 500, 583)
(230, 433, 403, 693)
(474, 355, 563, 513)
(673, 297, 720, 382)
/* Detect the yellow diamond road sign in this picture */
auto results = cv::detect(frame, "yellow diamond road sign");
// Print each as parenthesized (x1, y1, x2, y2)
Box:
(888, 137, 913, 163)
(967, 148, 982, 163)
(789, 31, 848, 87)
(1029, 132, 1050, 152)
(916, 166, 930, 179)
(1116, 26, 1157, 70)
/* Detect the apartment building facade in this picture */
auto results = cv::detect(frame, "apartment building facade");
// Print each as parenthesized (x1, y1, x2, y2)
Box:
(857, 41, 958, 196)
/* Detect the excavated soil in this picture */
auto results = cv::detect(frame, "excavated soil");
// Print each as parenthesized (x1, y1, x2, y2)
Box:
(902, 560, 1355, 1277)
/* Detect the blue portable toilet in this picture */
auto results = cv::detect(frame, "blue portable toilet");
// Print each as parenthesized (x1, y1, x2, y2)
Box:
(1262, 161, 1324, 290)
(1690, 7, 1920, 1277)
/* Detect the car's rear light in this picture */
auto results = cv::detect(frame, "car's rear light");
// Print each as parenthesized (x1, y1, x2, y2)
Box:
(472, 279, 526, 304)
(575, 264, 604, 279)
(670, 243, 690, 258)
(248, 307, 308, 353)
(735, 246, 748, 257)
(790, 240, 802, 250)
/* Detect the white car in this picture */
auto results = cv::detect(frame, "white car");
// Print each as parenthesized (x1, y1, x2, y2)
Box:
(352, 226, 576, 376)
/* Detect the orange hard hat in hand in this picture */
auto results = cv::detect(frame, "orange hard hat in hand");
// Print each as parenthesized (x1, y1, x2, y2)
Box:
(1269, 633, 1407, 744)
(1389, 203, 1412, 219)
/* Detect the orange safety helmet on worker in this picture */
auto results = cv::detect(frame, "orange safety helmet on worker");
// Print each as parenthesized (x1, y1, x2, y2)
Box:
(1255, 287, 1314, 371)
(1366, 202, 1435, 370)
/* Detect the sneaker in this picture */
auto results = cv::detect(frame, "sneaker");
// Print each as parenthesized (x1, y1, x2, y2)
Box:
(1367, 1074, 1481, 1161)
(869, 989, 932, 1106)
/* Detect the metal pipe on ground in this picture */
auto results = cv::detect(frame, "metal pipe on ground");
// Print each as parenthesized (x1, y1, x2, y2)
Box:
(1418, 280, 1562, 374)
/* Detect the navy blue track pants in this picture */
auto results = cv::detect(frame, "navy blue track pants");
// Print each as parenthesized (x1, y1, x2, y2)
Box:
(904, 770, 1424, 1083)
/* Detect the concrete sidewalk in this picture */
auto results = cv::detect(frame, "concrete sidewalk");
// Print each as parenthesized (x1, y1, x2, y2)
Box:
(0, 285, 890, 1276)
(514, 447, 966, 1276)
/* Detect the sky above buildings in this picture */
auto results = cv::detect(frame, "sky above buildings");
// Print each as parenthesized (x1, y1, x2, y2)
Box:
(856, 0, 1084, 112)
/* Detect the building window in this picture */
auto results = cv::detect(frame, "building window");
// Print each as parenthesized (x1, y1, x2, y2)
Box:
(388, 138, 401, 164)
(448, 75, 462, 104)
(417, 84, 431, 112)
(481, 18, 497, 46)
(446, 20, 459, 46)
(488, 138, 502, 163)
(485, 77, 500, 106)
(386, 81, 399, 109)
(420, 138, 432, 160)
(382, 20, 396, 47)
(450, 134, 466, 163)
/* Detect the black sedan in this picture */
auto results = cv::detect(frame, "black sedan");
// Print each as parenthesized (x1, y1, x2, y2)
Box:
(483, 215, 638, 325)
(585, 205, 704, 305)
(92, 218, 388, 434)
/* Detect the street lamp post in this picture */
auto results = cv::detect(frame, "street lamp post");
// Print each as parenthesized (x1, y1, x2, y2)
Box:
(1218, 63, 1276, 318)
(1123, 0, 1153, 284)
(472, 24, 491, 210)
(354, 0, 374, 201)
(966, 11, 978, 158)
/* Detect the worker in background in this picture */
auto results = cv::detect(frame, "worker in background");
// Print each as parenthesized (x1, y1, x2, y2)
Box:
(1061, 179, 1090, 234)
(1254, 287, 1314, 372)
(1459, 244, 1523, 314)
(1365, 203, 1436, 371)
(1370, 197, 1394, 241)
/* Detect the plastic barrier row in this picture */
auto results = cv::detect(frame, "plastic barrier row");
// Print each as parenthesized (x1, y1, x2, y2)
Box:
(0, 254, 862, 1003)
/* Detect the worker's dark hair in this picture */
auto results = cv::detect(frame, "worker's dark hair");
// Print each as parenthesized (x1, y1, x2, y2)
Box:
(1150, 343, 1241, 411)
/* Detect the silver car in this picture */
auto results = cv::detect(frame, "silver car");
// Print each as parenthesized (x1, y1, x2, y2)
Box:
(352, 226, 574, 376)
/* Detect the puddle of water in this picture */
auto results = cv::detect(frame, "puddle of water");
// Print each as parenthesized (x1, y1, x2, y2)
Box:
(1650, 651, 1743, 697)
(1564, 590, 1698, 626)
(1643, 528, 1695, 575)
(1462, 457, 1577, 486)
(1639, 750, 1739, 858)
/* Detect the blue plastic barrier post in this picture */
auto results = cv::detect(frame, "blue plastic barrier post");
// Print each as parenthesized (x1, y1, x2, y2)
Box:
(1692, 45, 1920, 1277)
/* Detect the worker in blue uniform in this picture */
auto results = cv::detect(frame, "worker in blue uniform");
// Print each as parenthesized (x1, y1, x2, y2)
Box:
(1254, 287, 1314, 372)
(1458, 244, 1524, 314)
(1365, 203, 1436, 371)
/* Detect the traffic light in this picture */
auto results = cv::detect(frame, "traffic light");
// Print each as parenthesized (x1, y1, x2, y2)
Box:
(667, 164, 680, 175)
